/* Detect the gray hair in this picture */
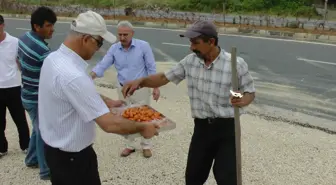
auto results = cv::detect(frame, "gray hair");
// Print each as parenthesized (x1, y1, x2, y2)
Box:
(117, 21, 134, 30)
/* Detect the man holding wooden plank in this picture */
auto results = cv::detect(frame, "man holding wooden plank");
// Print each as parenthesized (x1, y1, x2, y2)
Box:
(121, 20, 256, 185)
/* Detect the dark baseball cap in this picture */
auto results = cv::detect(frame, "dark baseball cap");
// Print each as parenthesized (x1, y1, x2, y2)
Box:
(0, 15, 4, 24)
(179, 20, 218, 38)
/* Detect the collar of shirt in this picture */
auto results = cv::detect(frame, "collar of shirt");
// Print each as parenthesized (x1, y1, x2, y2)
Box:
(118, 38, 136, 50)
(0, 32, 14, 44)
(1, 32, 9, 43)
(29, 31, 48, 46)
(197, 47, 226, 69)
(58, 44, 89, 71)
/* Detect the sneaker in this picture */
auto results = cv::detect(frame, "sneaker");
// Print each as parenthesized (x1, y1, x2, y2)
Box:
(0, 152, 8, 158)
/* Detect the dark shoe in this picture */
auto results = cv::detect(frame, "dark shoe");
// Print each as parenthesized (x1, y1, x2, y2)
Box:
(120, 148, 135, 157)
(26, 163, 39, 168)
(40, 175, 51, 181)
(143, 149, 152, 158)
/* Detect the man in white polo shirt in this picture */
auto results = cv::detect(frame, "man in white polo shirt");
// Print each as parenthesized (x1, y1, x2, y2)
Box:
(0, 14, 30, 158)
(38, 11, 159, 185)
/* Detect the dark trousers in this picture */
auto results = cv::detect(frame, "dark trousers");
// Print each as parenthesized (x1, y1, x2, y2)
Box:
(44, 144, 101, 185)
(0, 86, 30, 153)
(185, 118, 237, 185)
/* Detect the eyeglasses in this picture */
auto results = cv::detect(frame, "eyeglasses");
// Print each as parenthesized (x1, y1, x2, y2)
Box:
(89, 35, 103, 48)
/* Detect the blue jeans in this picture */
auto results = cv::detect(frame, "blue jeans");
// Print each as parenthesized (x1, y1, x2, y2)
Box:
(22, 102, 50, 178)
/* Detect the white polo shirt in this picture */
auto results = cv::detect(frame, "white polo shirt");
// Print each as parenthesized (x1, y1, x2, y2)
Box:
(0, 32, 21, 88)
(38, 44, 110, 152)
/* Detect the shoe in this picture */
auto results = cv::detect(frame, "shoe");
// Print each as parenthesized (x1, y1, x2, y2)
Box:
(0, 152, 8, 158)
(40, 175, 51, 181)
(143, 149, 152, 158)
(26, 163, 39, 168)
(120, 148, 135, 157)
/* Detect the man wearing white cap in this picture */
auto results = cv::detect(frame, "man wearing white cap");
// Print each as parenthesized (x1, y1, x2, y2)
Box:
(38, 10, 159, 185)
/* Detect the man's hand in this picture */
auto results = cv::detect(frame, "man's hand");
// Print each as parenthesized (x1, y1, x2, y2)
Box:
(106, 100, 124, 108)
(230, 91, 255, 107)
(139, 123, 160, 139)
(90, 71, 97, 80)
(122, 78, 143, 98)
(152, 88, 160, 101)
(230, 96, 244, 107)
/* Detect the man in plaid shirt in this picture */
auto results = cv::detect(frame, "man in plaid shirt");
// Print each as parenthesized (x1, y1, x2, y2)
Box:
(121, 20, 256, 185)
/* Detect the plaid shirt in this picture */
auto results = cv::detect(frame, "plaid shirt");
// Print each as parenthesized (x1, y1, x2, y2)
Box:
(165, 48, 255, 119)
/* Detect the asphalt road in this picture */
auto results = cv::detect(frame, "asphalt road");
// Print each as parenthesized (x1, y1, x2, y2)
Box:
(4, 18, 336, 122)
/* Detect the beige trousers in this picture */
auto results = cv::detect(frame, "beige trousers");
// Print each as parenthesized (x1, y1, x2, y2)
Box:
(117, 85, 152, 149)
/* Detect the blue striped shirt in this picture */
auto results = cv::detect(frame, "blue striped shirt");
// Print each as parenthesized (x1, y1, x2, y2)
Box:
(18, 31, 50, 104)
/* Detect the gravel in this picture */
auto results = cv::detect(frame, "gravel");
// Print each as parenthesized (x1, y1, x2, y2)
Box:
(1, 64, 335, 185)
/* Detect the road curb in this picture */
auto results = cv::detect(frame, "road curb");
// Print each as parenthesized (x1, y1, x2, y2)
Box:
(3, 14, 336, 44)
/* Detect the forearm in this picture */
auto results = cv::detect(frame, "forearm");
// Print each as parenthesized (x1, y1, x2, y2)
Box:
(243, 92, 255, 106)
(100, 94, 113, 106)
(106, 116, 144, 135)
(140, 73, 169, 88)
(92, 58, 113, 78)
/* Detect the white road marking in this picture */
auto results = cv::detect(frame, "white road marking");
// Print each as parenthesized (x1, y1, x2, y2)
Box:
(16, 28, 66, 36)
(9, 17, 336, 47)
(152, 47, 177, 62)
(219, 34, 336, 47)
(296, 57, 336, 66)
(16, 28, 30, 30)
(249, 71, 260, 80)
(162, 42, 189, 47)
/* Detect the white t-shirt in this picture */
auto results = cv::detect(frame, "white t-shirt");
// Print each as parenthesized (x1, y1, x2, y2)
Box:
(0, 32, 21, 88)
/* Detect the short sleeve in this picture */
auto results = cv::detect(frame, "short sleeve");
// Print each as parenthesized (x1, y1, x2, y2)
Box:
(164, 57, 188, 85)
(237, 57, 256, 93)
(63, 75, 110, 122)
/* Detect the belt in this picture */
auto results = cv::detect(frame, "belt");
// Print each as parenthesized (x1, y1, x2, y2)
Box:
(194, 117, 234, 124)
(45, 144, 93, 154)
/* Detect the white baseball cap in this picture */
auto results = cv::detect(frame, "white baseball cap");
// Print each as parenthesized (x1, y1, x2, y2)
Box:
(70, 10, 116, 43)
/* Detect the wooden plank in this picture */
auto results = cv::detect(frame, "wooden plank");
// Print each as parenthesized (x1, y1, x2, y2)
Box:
(231, 47, 242, 185)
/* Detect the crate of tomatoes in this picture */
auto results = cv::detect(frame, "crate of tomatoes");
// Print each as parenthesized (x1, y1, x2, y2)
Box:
(111, 103, 176, 139)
